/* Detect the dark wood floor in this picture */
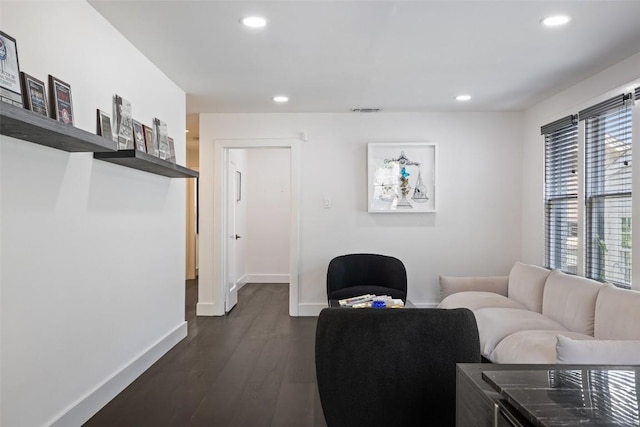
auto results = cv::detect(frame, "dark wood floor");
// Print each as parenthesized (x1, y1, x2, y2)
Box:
(85, 281, 327, 426)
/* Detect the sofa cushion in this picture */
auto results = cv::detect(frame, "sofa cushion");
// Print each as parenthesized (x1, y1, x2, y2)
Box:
(491, 330, 594, 364)
(594, 285, 640, 340)
(438, 291, 526, 311)
(541, 270, 603, 335)
(474, 307, 567, 358)
(439, 275, 509, 299)
(556, 335, 640, 364)
(507, 262, 551, 313)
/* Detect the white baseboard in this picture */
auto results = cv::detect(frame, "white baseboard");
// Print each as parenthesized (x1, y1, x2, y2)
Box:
(237, 274, 248, 290)
(245, 274, 290, 284)
(297, 303, 329, 316)
(413, 302, 440, 308)
(49, 321, 188, 427)
(196, 301, 223, 316)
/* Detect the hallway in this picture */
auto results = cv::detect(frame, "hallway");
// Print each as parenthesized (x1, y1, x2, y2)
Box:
(85, 282, 326, 426)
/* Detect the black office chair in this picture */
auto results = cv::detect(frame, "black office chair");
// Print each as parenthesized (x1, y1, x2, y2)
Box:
(326, 253, 407, 302)
(315, 308, 481, 427)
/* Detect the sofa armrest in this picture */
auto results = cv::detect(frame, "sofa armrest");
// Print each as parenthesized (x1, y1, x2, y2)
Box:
(439, 275, 509, 299)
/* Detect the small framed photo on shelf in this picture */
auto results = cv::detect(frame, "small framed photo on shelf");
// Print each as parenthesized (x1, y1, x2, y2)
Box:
(154, 117, 169, 160)
(132, 120, 146, 152)
(96, 109, 112, 140)
(143, 124, 158, 156)
(167, 137, 176, 163)
(20, 72, 48, 116)
(0, 31, 23, 107)
(113, 94, 133, 149)
(48, 75, 73, 125)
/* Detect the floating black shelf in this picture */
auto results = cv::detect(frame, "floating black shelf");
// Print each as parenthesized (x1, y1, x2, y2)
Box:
(1, 102, 197, 178)
(94, 150, 199, 178)
(0, 102, 117, 152)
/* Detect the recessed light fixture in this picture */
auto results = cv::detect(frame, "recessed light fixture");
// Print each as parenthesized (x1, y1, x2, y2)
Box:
(273, 95, 289, 103)
(241, 16, 267, 28)
(185, 129, 189, 133)
(540, 15, 570, 27)
(455, 94, 471, 102)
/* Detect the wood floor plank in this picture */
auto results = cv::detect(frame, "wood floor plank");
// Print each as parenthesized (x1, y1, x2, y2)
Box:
(226, 334, 291, 426)
(271, 383, 317, 427)
(282, 316, 319, 386)
(188, 334, 269, 426)
(84, 282, 325, 426)
(313, 385, 328, 427)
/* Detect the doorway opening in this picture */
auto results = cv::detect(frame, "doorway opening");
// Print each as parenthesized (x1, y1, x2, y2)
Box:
(197, 138, 301, 317)
(224, 148, 292, 312)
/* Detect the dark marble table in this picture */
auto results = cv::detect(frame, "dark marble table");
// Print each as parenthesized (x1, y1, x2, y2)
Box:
(483, 368, 640, 426)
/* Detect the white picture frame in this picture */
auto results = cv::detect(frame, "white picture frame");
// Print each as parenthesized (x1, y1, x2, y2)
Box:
(367, 142, 437, 213)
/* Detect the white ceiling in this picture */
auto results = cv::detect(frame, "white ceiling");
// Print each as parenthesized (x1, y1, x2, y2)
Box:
(90, 1, 640, 115)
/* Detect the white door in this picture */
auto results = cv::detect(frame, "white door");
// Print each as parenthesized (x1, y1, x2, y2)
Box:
(225, 161, 239, 312)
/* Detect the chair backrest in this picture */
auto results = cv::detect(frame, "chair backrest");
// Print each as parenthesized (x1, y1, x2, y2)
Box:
(326, 253, 407, 298)
(315, 308, 480, 427)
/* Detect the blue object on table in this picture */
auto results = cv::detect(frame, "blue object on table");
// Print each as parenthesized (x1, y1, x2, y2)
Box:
(372, 300, 386, 308)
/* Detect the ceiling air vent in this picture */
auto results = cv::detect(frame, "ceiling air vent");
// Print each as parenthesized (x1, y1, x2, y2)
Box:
(351, 108, 381, 113)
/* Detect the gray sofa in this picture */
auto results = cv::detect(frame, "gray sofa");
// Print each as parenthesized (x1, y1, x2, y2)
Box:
(438, 262, 640, 364)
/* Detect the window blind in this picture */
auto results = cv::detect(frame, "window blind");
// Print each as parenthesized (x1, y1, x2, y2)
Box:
(542, 115, 578, 274)
(581, 94, 633, 288)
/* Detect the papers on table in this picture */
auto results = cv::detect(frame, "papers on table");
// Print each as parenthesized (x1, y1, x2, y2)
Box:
(338, 294, 405, 308)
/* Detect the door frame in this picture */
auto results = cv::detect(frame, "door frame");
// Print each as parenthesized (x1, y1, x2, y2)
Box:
(197, 138, 301, 316)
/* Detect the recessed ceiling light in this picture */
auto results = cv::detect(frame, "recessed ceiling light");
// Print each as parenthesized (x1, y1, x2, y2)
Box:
(540, 15, 571, 27)
(455, 94, 471, 101)
(241, 16, 267, 28)
(273, 95, 289, 103)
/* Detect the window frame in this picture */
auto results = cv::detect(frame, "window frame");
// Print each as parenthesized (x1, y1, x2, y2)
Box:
(581, 94, 633, 288)
(542, 115, 579, 274)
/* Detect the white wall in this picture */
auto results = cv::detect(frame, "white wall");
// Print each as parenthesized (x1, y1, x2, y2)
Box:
(0, 2, 187, 426)
(521, 52, 640, 290)
(199, 112, 523, 314)
(245, 148, 291, 283)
